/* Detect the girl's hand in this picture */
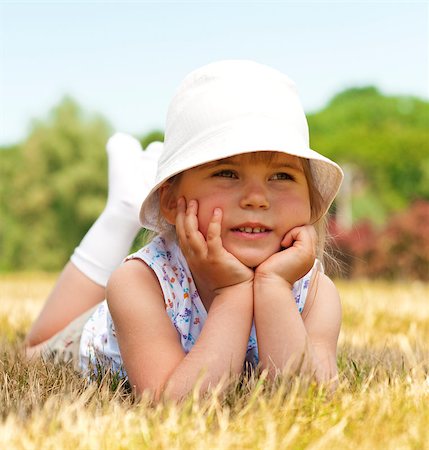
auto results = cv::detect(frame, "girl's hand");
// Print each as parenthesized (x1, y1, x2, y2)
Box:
(254, 225, 317, 286)
(176, 197, 254, 294)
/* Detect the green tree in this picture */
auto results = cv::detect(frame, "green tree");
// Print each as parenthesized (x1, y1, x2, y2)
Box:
(308, 87, 429, 223)
(139, 129, 164, 149)
(0, 98, 111, 270)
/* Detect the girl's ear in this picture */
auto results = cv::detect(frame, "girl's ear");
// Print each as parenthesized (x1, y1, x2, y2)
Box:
(159, 183, 178, 225)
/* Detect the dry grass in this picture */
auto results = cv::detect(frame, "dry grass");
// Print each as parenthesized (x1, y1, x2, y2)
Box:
(1, 274, 428, 449)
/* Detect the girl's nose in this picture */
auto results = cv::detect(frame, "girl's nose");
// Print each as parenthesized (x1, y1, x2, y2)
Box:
(239, 182, 270, 209)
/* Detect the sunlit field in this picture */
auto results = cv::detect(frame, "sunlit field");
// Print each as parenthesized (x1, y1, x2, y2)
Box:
(1, 274, 428, 449)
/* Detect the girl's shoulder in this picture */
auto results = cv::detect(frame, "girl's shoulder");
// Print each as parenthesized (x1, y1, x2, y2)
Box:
(301, 266, 341, 323)
(118, 235, 200, 318)
(103, 237, 171, 303)
(124, 235, 190, 294)
(107, 255, 164, 306)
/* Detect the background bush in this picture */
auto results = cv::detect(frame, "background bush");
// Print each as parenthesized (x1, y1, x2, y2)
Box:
(330, 200, 429, 281)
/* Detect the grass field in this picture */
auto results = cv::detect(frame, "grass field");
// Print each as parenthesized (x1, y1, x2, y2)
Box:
(1, 274, 428, 449)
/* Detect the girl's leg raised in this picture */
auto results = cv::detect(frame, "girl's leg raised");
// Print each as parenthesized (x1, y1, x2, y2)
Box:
(25, 133, 162, 347)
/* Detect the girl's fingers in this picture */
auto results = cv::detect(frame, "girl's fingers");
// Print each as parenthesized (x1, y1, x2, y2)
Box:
(206, 208, 224, 256)
(281, 225, 316, 255)
(280, 230, 294, 249)
(175, 197, 186, 233)
(175, 197, 188, 248)
(182, 199, 207, 257)
(280, 226, 302, 249)
(184, 199, 199, 238)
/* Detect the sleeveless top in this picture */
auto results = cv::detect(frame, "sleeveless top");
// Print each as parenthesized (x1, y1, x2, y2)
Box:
(79, 235, 318, 377)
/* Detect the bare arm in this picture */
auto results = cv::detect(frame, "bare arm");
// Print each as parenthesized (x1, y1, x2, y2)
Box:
(254, 271, 341, 383)
(302, 273, 341, 383)
(107, 260, 253, 400)
(26, 261, 105, 346)
(253, 225, 341, 385)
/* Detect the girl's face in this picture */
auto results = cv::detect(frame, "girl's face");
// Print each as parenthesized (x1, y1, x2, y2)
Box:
(163, 152, 312, 268)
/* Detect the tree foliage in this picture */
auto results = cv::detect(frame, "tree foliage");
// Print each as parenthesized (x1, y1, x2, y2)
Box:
(1, 98, 111, 270)
(308, 87, 429, 222)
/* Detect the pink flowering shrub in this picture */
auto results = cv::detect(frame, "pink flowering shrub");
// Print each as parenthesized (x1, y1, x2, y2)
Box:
(329, 200, 429, 280)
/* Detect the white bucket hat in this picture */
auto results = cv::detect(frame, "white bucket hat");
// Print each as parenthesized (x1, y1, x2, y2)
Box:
(140, 60, 343, 231)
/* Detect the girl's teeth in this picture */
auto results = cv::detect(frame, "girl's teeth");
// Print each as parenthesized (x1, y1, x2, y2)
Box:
(237, 227, 266, 233)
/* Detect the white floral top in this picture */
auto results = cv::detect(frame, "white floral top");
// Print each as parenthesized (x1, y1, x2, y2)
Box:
(79, 236, 318, 377)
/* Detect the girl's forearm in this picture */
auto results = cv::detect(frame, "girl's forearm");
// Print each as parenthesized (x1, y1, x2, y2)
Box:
(253, 278, 314, 377)
(162, 282, 253, 400)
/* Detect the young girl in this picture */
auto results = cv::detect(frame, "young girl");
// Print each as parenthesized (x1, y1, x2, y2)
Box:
(26, 60, 343, 400)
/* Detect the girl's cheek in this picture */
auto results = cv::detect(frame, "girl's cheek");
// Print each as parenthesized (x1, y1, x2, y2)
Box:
(195, 194, 226, 236)
(199, 215, 211, 237)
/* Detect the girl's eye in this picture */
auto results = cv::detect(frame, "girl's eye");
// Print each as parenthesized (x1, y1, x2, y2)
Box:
(271, 172, 295, 181)
(213, 169, 237, 178)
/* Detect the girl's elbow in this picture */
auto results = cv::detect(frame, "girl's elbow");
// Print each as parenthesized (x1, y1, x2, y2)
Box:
(314, 360, 339, 393)
(129, 378, 170, 404)
(130, 372, 194, 404)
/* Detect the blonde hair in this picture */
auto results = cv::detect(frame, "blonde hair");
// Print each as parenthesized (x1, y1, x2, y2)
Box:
(301, 158, 327, 262)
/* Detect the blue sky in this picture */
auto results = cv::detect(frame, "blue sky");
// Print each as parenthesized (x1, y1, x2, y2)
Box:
(0, 1, 428, 146)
